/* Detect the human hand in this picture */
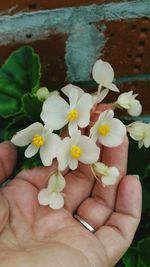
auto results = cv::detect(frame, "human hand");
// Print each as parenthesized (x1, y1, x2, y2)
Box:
(0, 125, 141, 267)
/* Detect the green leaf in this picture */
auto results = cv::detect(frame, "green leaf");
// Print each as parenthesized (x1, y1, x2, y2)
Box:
(141, 176, 150, 213)
(0, 92, 20, 118)
(22, 154, 42, 170)
(0, 46, 41, 118)
(23, 93, 43, 122)
(123, 247, 139, 267)
(138, 238, 150, 266)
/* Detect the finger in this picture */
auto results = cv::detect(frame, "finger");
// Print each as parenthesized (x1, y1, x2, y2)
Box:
(64, 163, 95, 213)
(95, 175, 142, 266)
(0, 141, 17, 184)
(0, 194, 9, 232)
(76, 136, 128, 228)
(15, 160, 58, 189)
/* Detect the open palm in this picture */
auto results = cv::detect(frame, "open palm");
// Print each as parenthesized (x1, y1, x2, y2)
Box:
(0, 139, 141, 267)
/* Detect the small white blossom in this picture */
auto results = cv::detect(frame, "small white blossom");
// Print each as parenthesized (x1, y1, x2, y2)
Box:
(38, 172, 66, 209)
(92, 162, 119, 186)
(11, 122, 60, 166)
(57, 130, 100, 171)
(92, 59, 119, 93)
(127, 122, 150, 148)
(90, 110, 126, 147)
(40, 87, 93, 136)
(36, 87, 59, 101)
(116, 91, 142, 116)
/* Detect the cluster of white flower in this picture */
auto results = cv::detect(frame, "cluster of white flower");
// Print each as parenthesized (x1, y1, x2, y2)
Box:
(11, 59, 150, 209)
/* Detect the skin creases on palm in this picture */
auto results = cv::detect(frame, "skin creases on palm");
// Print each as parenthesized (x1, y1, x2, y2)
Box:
(0, 167, 107, 267)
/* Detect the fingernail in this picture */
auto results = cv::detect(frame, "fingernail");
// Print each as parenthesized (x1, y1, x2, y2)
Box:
(133, 175, 140, 180)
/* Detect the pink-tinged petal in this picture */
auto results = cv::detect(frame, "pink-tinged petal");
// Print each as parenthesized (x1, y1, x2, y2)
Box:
(38, 188, 50, 205)
(78, 136, 100, 164)
(57, 137, 71, 171)
(25, 144, 39, 158)
(40, 95, 69, 130)
(92, 59, 114, 85)
(40, 133, 61, 166)
(49, 192, 64, 209)
(68, 121, 78, 136)
(11, 122, 43, 147)
(68, 158, 78, 170)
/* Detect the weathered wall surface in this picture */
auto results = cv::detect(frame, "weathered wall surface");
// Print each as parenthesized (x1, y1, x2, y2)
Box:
(0, 0, 150, 116)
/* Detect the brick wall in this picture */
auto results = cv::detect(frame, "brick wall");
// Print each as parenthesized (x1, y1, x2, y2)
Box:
(0, 0, 150, 115)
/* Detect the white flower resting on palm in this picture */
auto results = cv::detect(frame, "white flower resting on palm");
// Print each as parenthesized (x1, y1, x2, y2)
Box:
(38, 172, 66, 209)
(40, 87, 93, 136)
(127, 122, 150, 148)
(92, 162, 120, 186)
(57, 130, 100, 171)
(92, 59, 119, 104)
(11, 122, 60, 166)
(90, 109, 126, 147)
(116, 91, 142, 116)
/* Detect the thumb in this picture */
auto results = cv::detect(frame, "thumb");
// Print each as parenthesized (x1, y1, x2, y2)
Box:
(0, 193, 9, 232)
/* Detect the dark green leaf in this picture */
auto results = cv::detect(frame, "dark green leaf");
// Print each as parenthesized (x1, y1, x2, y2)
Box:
(138, 238, 150, 266)
(0, 46, 41, 118)
(23, 93, 43, 122)
(141, 177, 150, 213)
(0, 92, 20, 118)
(123, 247, 138, 267)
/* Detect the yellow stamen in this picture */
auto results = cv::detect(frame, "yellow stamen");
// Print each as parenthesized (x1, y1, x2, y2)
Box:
(32, 135, 44, 147)
(68, 109, 79, 122)
(70, 145, 82, 159)
(98, 124, 110, 136)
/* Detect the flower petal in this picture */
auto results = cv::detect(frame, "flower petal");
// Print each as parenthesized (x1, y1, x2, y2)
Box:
(128, 100, 142, 116)
(101, 174, 118, 186)
(11, 122, 43, 146)
(38, 188, 51, 205)
(68, 158, 78, 170)
(68, 121, 78, 136)
(25, 144, 39, 158)
(78, 136, 100, 164)
(92, 59, 114, 85)
(61, 84, 84, 99)
(40, 95, 69, 130)
(57, 137, 71, 171)
(68, 88, 79, 108)
(105, 83, 119, 92)
(49, 192, 64, 210)
(99, 118, 126, 147)
(40, 133, 61, 166)
(48, 172, 66, 192)
(76, 93, 92, 128)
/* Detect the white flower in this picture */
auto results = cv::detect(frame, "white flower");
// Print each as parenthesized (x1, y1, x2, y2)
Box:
(90, 110, 126, 147)
(61, 84, 84, 99)
(57, 130, 100, 171)
(40, 87, 93, 136)
(92, 59, 119, 92)
(38, 171, 66, 209)
(127, 122, 150, 148)
(36, 87, 59, 101)
(116, 91, 142, 116)
(11, 122, 60, 166)
(92, 162, 119, 186)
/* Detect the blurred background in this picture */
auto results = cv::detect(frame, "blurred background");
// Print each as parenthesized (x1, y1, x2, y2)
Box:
(0, 0, 149, 266)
